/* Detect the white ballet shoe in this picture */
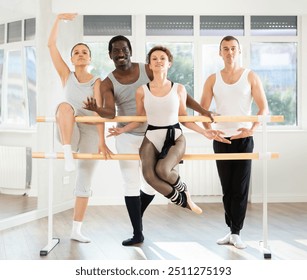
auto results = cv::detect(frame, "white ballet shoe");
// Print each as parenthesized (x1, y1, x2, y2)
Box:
(216, 232, 231, 245)
(185, 191, 202, 214)
(70, 232, 91, 243)
(229, 234, 247, 249)
(70, 221, 90, 243)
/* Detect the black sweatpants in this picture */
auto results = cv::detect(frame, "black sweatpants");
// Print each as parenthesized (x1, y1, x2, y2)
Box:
(213, 137, 254, 235)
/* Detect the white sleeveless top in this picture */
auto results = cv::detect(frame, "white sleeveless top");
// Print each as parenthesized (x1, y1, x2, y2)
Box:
(57, 72, 100, 117)
(143, 83, 182, 152)
(213, 69, 253, 137)
(143, 82, 179, 126)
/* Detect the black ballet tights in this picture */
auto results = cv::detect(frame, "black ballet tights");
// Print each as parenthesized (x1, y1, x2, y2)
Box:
(139, 135, 186, 196)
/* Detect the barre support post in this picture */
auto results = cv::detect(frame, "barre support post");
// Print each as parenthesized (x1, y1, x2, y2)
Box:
(39, 122, 60, 256)
(260, 115, 271, 259)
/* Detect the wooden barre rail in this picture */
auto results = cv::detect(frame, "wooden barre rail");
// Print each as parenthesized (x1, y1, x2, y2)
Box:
(32, 152, 279, 160)
(36, 115, 284, 123)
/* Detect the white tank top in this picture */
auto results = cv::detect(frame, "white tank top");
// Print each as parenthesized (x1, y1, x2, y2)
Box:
(143, 83, 182, 152)
(108, 63, 150, 136)
(60, 72, 100, 116)
(143, 82, 179, 126)
(213, 69, 252, 137)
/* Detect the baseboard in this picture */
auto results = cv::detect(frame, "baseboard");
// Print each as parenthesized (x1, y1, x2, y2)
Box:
(250, 194, 307, 203)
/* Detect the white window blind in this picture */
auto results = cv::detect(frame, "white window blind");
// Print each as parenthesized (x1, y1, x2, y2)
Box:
(146, 15, 193, 36)
(251, 16, 297, 36)
(83, 15, 132, 36)
(200, 16, 244, 36)
(24, 18, 36, 41)
(0, 24, 4, 45)
(7, 21, 22, 43)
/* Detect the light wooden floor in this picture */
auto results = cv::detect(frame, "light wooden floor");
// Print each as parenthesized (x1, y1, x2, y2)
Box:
(0, 202, 306, 260)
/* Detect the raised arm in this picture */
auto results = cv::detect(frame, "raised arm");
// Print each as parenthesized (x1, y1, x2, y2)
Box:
(48, 13, 77, 86)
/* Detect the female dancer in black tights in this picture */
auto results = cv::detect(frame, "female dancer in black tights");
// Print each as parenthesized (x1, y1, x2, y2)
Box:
(108, 46, 220, 213)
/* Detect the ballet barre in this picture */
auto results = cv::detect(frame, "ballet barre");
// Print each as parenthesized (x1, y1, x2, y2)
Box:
(36, 115, 284, 123)
(35, 114, 282, 258)
(32, 152, 279, 161)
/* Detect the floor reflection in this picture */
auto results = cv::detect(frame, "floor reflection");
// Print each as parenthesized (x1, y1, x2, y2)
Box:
(0, 193, 37, 219)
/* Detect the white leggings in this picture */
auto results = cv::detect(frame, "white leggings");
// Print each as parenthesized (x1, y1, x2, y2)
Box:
(115, 133, 156, 197)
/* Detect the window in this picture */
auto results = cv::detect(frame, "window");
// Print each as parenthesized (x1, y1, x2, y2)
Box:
(25, 46, 37, 127)
(250, 16, 298, 126)
(0, 49, 3, 121)
(6, 50, 26, 124)
(250, 42, 297, 125)
(0, 18, 36, 129)
(86, 42, 115, 79)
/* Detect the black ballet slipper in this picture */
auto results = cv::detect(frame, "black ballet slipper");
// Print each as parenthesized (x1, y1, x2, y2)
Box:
(122, 235, 144, 246)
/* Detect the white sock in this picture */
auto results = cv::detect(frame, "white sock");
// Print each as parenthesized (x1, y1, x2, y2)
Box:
(63, 144, 75, 172)
(70, 221, 91, 243)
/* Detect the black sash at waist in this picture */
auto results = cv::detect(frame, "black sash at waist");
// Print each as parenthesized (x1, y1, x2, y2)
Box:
(146, 123, 181, 159)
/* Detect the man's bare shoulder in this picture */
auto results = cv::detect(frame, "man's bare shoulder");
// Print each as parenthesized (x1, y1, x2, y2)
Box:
(100, 76, 114, 93)
(247, 69, 262, 85)
(206, 73, 216, 84)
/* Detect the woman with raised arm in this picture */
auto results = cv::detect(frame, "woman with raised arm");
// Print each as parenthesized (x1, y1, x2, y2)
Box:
(48, 13, 112, 242)
(108, 46, 219, 214)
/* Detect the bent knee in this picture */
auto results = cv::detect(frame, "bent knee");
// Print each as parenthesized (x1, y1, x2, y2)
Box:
(56, 103, 75, 118)
(155, 165, 170, 182)
(143, 169, 160, 187)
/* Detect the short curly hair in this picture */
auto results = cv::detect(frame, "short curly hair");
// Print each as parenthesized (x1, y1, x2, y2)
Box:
(108, 35, 132, 53)
(147, 46, 173, 64)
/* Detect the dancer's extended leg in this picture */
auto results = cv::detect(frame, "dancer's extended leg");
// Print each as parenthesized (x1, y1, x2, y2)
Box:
(56, 102, 75, 171)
